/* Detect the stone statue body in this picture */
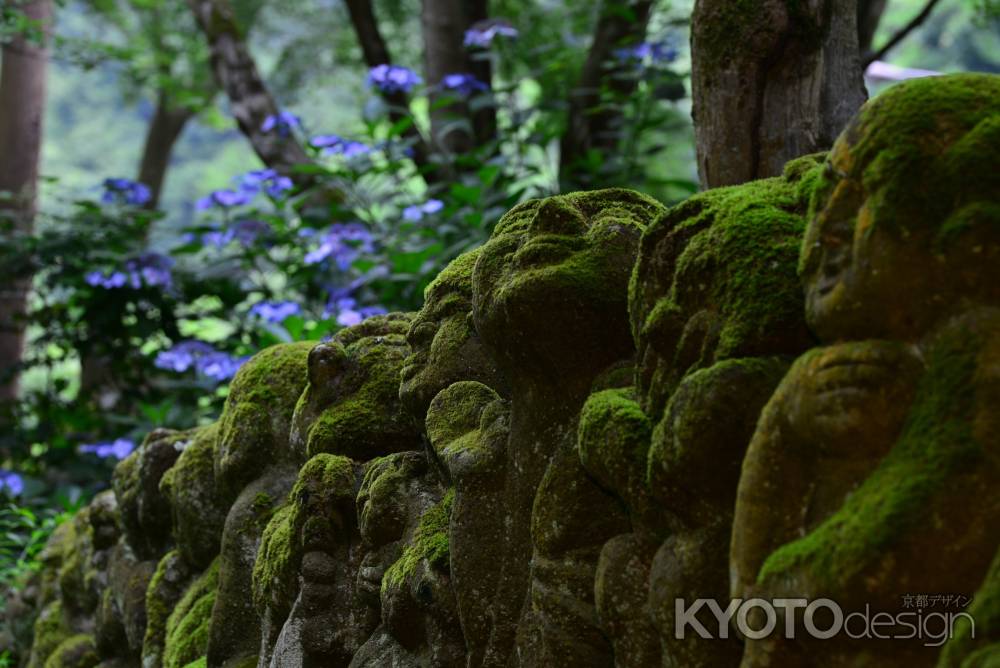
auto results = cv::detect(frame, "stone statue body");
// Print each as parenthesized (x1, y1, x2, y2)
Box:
(730, 73, 1000, 667)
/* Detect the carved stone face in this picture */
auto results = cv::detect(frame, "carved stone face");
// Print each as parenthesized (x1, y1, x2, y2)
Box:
(473, 189, 663, 380)
(399, 248, 506, 421)
(289, 314, 421, 461)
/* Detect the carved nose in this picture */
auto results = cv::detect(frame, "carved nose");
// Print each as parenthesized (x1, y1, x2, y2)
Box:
(529, 196, 589, 237)
(308, 342, 348, 387)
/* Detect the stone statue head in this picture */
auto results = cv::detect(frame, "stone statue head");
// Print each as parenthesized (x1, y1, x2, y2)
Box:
(800, 73, 1000, 343)
(399, 248, 507, 421)
(289, 313, 421, 460)
(473, 189, 665, 388)
(630, 156, 820, 420)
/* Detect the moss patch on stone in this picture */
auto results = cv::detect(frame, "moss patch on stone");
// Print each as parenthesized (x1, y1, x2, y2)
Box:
(216, 341, 314, 500)
(577, 386, 651, 509)
(42, 634, 98, 668)
(163, 559, 219, 668)
(757, 322, 983, 589)
(27, 601, 72, 668)
(383, 488, 454, 593)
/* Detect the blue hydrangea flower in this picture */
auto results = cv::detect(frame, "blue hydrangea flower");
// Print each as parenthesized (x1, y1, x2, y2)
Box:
(250, 301, 301, 323)
(311, 135, 372, 159)
(614, 41, 678, 64)
(368, 64, 423, 94)
(441, 73, 489, 95)
(201, 220, 271, 249)
(261, 111, 302, 137)
(238, 169, 294, 198)
(327, 297, 387, 327)
(102, 178, 152, 206)
(155, 340, 245, 383)
(196, 352, 246, 382)
(0, 470, 24, 496)
(125, 253, 174, 289)
(154, 340, 217, 373)
(402, 198, 445, 222)
(196, 189, 254, 211)
(304, 223, 375, 269)
(85, 271, 128, 289)
(80, 438, 135, 460)
(464, 20, 518, 48)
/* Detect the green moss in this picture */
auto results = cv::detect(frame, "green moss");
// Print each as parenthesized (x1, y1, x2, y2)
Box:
(161, 422, 226, 569)
(633, 161, 818, 368)
(216, 341, 313, 499)
(758, 323, 983, 588)
(383, 489, 454, 593)
(180, 658, 206, 668)
(423, 247, 481, 303)
(425, 381, 501, 458)
(938, 547, 1000, 666)
(163, 559, 219, 668)
(802, 73, 1000, 270)
(27, 601, 72, 668)
(42, 634, 98, 668)
(577, 387, 651, 507)
(252, 454, 355, 612)
(143, 550, 188, 663)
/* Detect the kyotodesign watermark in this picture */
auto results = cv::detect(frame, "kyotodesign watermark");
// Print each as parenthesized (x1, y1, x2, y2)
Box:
(675, 596, 975, 647)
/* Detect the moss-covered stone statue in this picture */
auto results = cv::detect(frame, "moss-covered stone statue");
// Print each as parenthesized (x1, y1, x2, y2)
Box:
(730, 73, 1000, 667)
(471, 188, 665, 665)
(578, 156, 819, 666)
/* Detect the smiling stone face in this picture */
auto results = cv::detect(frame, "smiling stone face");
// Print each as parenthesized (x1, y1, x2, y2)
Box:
(289, 313, 420, 461)
(399, 248, 507, 421)
(800, 73, 1000, 343)
(473, 189, 664, 381)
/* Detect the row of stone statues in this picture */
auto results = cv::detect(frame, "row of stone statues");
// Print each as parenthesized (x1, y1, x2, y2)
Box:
(11, 73, 999, 668)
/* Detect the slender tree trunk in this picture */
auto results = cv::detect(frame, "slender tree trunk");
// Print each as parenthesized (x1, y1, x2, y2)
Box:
(559, 0, 653, 190)
(185, 0, 311, 175)
(691, 0, 868, 188)
(137, 93, 195, 210)
(419, 0, 497, 158)
(0, 0, 52, 401)
(343, 0, 436, 180)
(857, 0, 888, 55)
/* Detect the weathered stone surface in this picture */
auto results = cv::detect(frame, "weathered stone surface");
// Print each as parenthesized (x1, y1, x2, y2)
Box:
(20, 73, 1000, 668)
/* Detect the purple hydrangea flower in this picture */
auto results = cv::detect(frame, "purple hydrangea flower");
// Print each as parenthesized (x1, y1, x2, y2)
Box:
(196, 352, 246, 382)
(327, 297, 387, 327)
(85, 270, 128, 289)
(250, 300, 301, 323)
(402, 198, 445, 222)
(80, 438, 135, 460)
(441, 73, 489, 95)
(125, 253, 174, 288)
(231, 220, 271, 246)
(196, 189, 254, 211)
(261, 111, 302, 137)
(154, 340, 217, 373)
(463, 20, 518, 48)
(238, 169, 294, 198)
(304, 223, 375, 269)
(102, 178, 152, 206)
(0, 470, 24, 496)
(368, 64, 423, 94)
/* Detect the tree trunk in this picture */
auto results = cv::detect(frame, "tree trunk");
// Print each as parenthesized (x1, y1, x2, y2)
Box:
(420, 0, 496, 157)
(0, 0, 52, 401)
(691, 0, 868, 188)
(343, 0, 436, 179)
(559, 0, 654, 190)
(857, 0, 888, 54)
(138, 92, 195, 210)
(186, 0, 311, 175)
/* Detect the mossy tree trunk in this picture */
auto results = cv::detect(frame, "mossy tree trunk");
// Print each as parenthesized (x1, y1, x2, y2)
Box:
(0, 0, 52, 401)
(691, 0, 868, 189)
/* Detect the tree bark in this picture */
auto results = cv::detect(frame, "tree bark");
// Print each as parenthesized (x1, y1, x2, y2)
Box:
(857, 0, 887, 55)
(0, 0, 52, 401)
(559, 0, 654, 190)
(343, 0, 436, 179)
(419, 0, 496, 157)
(186, 0, 311, 175)
(137, 92, 195, 209)
(691, 0, 868, 189)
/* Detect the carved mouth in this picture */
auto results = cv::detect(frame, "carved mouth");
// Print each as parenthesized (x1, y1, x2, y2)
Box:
(514, 234, 585, 267)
